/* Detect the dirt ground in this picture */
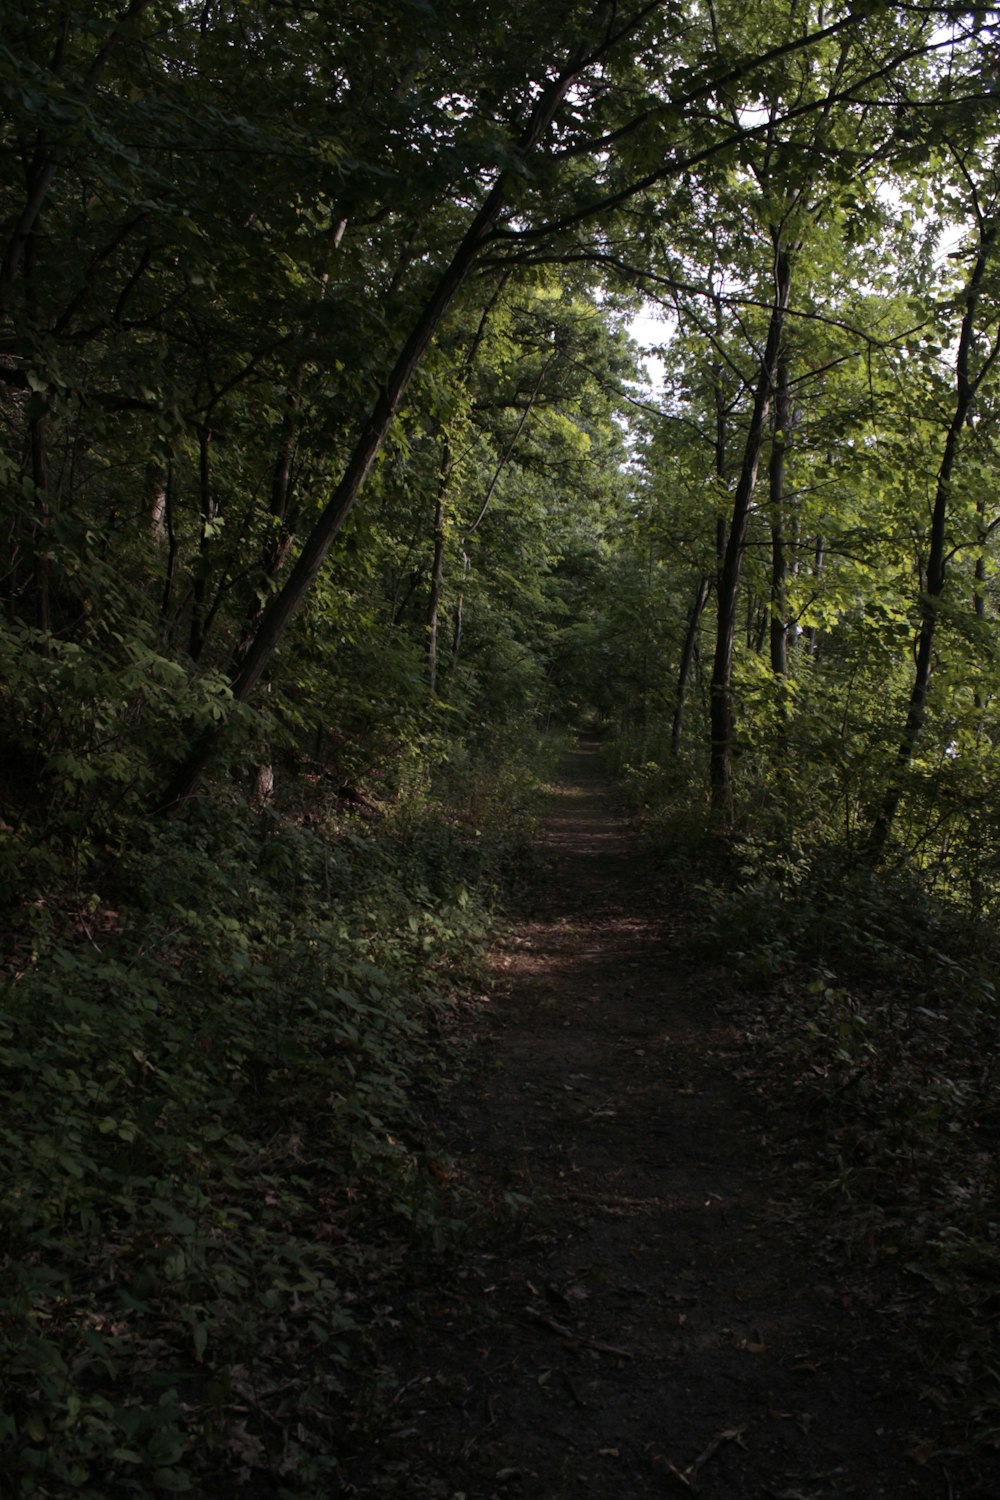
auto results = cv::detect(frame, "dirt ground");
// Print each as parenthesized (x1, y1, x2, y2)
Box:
(348, 741, 998, 1499)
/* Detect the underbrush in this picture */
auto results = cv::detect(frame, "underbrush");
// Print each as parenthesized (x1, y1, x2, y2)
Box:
(692, 834, 1000, 1461)
(0, 744, 542, 1498)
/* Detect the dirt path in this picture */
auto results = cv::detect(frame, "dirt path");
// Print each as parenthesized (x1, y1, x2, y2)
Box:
(354, 743, 985, 1499)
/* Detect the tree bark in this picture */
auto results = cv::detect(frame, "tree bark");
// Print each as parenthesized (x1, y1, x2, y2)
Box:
(709, 248, 792, 826)
(450, 549, 469, 672)
(672, 574, 712, 755)
(188, 429, 214, 663)
(673, 362, 729, 755)
(768, 354, 791, 679)
(805, 534, 824, 656)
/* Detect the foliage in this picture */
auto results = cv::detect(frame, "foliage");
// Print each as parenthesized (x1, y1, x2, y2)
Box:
(3, 0, 1000, 1489)
(683, 826, 1000, 1453)
(0, 731, 546, 1498)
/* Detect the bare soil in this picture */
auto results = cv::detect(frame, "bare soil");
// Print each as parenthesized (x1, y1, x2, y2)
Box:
(349, 741, 996, 1499)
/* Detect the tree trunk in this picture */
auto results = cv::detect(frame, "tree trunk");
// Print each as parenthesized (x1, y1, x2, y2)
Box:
(672, 574, 712, 755)
(427, 278, 512, 694)
(188, 429, 214, 663)
(768, 354, 791, 679)
(154, 41, 594, 812)
(672, 364, 727, 755)
(465, 357, 550, 536)
(427, 440, 452, 696)
(158, 461, 180, 641)
(973, 494, 988, 713)
(451, 550, 469, 672)
(28, 407, 51, 637)
(867, 220, 998, 858)
(805, 535, 824, 656)
(233, 372, 303, 663)
(709, 248, 792, 826)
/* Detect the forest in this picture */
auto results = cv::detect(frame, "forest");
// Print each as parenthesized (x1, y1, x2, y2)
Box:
(2, 1, 1000, 1495)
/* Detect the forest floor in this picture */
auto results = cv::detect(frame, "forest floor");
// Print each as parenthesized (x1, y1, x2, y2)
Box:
(346, 740, 998, 1500)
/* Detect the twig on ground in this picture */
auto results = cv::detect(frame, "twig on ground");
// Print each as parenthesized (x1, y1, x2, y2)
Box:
(657, 1425, 747, 1490)
(560, 1189, 668, 1210)
(524, 1304, 634, 1359)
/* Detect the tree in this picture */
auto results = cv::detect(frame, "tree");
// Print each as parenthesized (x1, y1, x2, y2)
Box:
(868, 140, 1000, 855)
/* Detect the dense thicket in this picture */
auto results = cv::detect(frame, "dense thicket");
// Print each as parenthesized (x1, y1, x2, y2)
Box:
(2, 1, 999, 1494)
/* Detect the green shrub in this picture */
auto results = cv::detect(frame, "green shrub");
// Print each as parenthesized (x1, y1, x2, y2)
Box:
(0, 730, 539, 1497)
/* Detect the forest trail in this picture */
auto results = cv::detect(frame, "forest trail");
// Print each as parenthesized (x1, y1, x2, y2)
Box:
(356, 742, 974, 1499)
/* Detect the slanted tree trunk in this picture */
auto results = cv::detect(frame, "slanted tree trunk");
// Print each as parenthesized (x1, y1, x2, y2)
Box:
(154, 41, 594, 812)
(465, 357, 550, 537)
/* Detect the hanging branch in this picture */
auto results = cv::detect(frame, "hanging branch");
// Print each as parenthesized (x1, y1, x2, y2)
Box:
(465, 356, 554, 536)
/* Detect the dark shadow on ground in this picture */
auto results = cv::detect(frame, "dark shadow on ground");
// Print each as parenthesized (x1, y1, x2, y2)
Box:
(348, 744, 998, 1500)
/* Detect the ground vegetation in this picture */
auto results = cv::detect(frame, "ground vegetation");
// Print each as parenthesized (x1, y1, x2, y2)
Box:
(3, 2, 1000, 1494)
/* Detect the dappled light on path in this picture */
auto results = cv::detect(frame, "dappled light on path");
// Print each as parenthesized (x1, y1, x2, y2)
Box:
(361, 743, 987, 1500)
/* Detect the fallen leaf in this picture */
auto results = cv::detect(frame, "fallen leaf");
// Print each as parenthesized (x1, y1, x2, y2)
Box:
(736, 1336, 766, 1354)
(907, 1439, 934, 1466)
